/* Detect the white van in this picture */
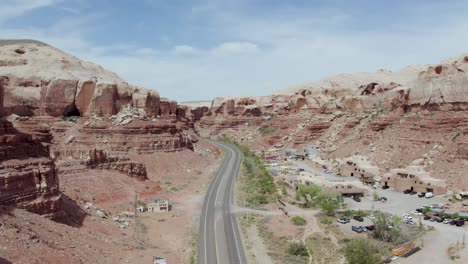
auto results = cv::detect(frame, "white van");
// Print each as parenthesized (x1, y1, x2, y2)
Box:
(425, 192, 434, 198)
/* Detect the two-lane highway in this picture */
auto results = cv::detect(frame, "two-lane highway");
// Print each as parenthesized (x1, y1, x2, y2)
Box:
(197, 141, 247, 264)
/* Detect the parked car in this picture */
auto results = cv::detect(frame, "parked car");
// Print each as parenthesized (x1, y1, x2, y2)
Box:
(353, 196, 361, 202)
(415, 208, 423, 213)
(382, 185, 390, 190)
(379, 197, 388, 202)
(450, 220, 458, 225)
(361, 226, 368, 232)
(404, 220, 415, 225)
(410, 191, 417, 195)
(456, 220, 465, 227)
(366, 225, 375, 231)
(443, 219, 451, 224)
(418, 192, 426, 198)
(436, 217, 444, 223)
(403, 190, 412, 194)
(412, 211, 422, 216)
(423, 215, 431, 220)
(353, 215, 364, 222)
(367, 214, 376, 220)
(425, 192, 434, 198)
(324, 170, 333, 174)
(403, 214, 413, 220)
(352, 226, 363, 233)
(337, 218, 350, 224)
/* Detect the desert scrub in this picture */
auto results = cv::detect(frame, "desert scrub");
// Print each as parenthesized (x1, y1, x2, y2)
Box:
(258, 125, 276, 136)
(291, 216, 307, 226)
(287, 242, 309, 257)
(220, 135, 277, 208)
(306, 233, 341, 264)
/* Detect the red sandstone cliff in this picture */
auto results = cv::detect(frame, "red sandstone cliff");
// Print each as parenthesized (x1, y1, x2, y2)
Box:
(0, 40, 198, 218)
(196, 54, 468, 190)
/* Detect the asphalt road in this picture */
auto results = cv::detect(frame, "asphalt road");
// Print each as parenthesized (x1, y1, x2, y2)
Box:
(197, 141, 247, 264)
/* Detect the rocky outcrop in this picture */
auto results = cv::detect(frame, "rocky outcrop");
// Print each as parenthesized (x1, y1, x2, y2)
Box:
(409, 55, 468, 109)
(0, 40, 198, 220)
(0, 40, 164, 118)
(0, 78, 61, 218)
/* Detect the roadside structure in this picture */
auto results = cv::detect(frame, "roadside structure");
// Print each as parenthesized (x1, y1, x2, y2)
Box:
(293, 172, 369, 197)
(381, 166, 447, 195)
(147, 198, 170, 212)
(338, 155, 379, 184)
(285, 145, 320, 160)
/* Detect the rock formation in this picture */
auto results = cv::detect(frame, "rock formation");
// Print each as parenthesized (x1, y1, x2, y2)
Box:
(0, 76, 61, 218)
(196, 54, 468, 190)
(0, 40, 197, 218)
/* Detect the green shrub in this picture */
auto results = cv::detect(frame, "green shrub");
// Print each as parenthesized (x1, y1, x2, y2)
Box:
(291, 216, 307, 226)
(287, 242, 309, 256)
(258, 125, 276, 136)
(315, 192, 344, 216)
(344, 238, 381, 264)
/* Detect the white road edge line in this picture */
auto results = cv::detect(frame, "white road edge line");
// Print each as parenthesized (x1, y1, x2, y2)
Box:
(230, 148, 243, 264)
(203, 142, 229, 264)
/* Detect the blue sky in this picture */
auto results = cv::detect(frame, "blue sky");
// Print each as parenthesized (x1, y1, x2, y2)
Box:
(1, 0, 467, 101)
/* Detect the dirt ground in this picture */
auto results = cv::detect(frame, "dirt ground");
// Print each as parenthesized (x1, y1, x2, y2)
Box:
(124, 141, 222, 263)
(0, 140, 222, 264)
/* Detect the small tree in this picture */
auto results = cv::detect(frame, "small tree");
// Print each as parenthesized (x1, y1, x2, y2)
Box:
(372, 212, 401, 243)
(418, 219, 424, 231)
(315, 192, 344, 216)
(344, 238, 381, 264)
(421, 207, 431, 215)
(372, 191, 379, 201)
(296, 184, 321, 207)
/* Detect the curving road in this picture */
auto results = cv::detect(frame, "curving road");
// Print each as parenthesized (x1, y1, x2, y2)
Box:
(197, 141, 247, 264)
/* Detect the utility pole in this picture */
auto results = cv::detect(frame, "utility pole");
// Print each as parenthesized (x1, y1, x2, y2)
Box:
(134, 191, 138, 243)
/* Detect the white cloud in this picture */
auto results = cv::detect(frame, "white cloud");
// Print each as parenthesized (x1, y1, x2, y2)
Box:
(173, 45, 198, 55)
(0, 0, 61, 22)
(212, 41, 259, 55)
(1, 1, 468, 102)
(135, 47, 159, 56)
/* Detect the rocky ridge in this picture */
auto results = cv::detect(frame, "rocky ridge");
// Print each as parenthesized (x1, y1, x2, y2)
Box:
(196, 54, 468, 190)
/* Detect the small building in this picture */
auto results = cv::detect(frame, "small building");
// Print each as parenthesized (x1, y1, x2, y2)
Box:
(338, 156, 379, 184)
(303, 145, 320, 158)
(147, 198, 170, 212)
(297, 174, 369, 197)
(153, 257, 167, 264)
(285, 149, 297, 157)
(136, 206, 145, 212)
(285, 145, 320, 160)
(381, 166, 447, 195)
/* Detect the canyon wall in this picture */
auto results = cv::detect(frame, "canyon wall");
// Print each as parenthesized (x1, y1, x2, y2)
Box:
(0, 76, 61, 218)
(196, 54, 468, 190)
(0, 40, 198, 218)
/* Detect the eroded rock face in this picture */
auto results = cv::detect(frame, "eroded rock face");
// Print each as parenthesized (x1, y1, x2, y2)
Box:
(0, 40, 197, 219)
(409, 56, 468, 108)
(0, 81, 60, 217)
(0, 41, 168, 118)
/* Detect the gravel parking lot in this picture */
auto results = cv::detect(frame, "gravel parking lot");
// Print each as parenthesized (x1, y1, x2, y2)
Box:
(346, 189, 468, 264)
(292, 159, 467, 263)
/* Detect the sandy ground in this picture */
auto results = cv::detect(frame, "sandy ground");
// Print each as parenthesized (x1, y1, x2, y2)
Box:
(124, 141, 222, 263)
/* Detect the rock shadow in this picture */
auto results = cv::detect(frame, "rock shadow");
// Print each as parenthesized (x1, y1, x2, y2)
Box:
(0, 257, 12, 264)
(54, 194, 88, 227)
